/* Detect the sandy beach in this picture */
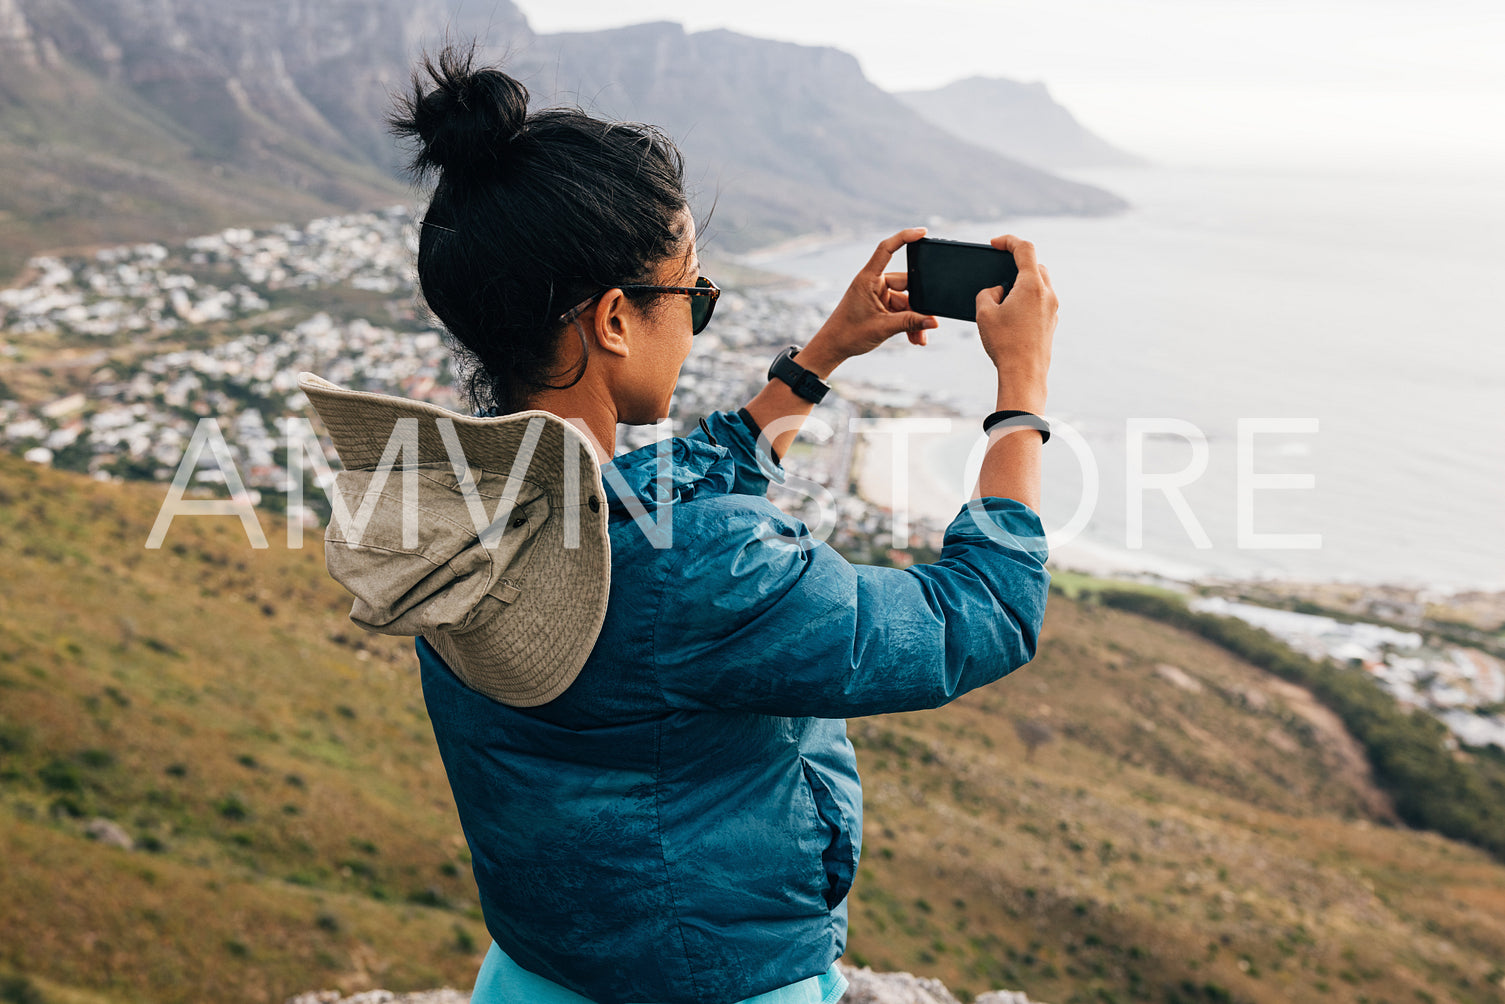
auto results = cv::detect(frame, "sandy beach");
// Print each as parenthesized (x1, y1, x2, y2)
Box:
(851, 426, 1212, 581)
(850, 426, 974, 526)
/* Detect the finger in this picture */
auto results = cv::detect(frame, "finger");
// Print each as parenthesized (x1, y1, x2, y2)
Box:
(864, 226, 927, 275)
(1038, 265, 1059, 312)
(976, 285, 1005, 313)
(908, 329, 928, 346)
(883, 271, 909, 292)
(884, 288, 911, 313)
(897, 312, 937, 336)
(990, 234, 1038, 276)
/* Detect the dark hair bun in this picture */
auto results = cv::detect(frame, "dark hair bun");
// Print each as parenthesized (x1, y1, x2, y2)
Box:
(390, 44, 529, 180)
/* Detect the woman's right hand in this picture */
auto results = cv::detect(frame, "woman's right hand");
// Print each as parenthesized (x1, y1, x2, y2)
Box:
(975, 234, 1057, 413)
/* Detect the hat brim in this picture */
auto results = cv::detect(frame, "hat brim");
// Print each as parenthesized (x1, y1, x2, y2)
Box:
(298, 372, 612, 708)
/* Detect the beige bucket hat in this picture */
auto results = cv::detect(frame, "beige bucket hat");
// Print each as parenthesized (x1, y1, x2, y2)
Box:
(297, 372, 611, 707)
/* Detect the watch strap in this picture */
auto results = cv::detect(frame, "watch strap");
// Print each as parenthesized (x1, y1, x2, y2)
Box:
(982, 409, 1050, 444)
(767, 345, 830, 404)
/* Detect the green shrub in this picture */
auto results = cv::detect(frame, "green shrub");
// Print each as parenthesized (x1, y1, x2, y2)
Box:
(215, 795, 250, 821)
(0, 723, 31, 754)
(0, 975, 45, 1004)
(452, 923, 477, 954)
(407, 887, 449, 909)
(48, 797, 84, 818)
(77, 749, 115, 769)
(37, 760, 82, 793)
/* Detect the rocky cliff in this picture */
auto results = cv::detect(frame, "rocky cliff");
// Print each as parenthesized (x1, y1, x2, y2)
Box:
(4, 0, 530, 167)
(0, 0, 1124, 277)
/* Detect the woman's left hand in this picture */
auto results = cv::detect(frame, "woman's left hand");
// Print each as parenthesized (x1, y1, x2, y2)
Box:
(801, 227, 938, 373)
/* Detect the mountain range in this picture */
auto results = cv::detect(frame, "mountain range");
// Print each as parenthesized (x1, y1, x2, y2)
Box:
(505, 22, 1126, 250)
(0, 0, 1129, 279)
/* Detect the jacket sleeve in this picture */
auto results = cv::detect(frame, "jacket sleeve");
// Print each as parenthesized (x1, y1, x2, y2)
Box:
(650, 495, 1050, 719)
(685, 409, 785, 498)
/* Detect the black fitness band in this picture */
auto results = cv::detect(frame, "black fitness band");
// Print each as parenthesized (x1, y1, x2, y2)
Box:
(767, 345, 831, 405)
(982, 409, 1051, 444)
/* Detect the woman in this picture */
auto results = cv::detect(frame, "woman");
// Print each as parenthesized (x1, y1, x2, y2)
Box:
(311, 46, 1056, 1004)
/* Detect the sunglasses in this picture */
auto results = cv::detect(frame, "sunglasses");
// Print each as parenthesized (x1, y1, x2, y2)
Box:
(558, 275, 720, 335)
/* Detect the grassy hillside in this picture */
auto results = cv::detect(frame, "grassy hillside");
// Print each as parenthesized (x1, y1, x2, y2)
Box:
(0, 455, 487, 1003)
(1, 455, 1503, 1004)
(1092, 589, 1505, 862)
(844, 598, 1505, 1004)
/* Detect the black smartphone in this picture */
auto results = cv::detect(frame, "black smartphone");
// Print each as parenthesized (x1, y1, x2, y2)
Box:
(906, 237, 1018, 323)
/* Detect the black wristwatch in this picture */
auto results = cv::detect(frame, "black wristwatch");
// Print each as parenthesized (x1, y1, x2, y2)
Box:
(767, 345, 830, 404)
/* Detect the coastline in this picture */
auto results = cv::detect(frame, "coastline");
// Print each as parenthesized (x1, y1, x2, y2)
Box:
(846, 424, 1498, 592)
(732, 229, 862, 267)
(845, 425, 1505, 755)
(850, 422, 1212, 580)
(850, 429, 972, 528)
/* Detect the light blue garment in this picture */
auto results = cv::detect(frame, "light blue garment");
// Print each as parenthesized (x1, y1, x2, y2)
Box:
(472, 941, 849, 1004)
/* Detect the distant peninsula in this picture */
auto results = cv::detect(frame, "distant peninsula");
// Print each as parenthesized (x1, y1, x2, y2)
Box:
(899, 76, 1145, 171)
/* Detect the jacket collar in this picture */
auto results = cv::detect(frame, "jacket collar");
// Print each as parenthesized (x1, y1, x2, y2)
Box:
(601, 436, 736, 517)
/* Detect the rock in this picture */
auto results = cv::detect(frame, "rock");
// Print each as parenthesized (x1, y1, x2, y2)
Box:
(975, 992, 1040, 1004)
(285, 991, 469, 1004)
(1154, 663, 1203, 693)
(834, 962, 962, 1003)
(835, 962, 1046, 1004)
(84, 818, 134, 851)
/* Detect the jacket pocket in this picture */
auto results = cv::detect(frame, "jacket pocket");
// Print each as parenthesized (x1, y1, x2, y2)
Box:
(799, 756, 856, 910)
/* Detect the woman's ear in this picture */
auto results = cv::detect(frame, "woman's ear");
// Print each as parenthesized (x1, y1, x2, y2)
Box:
(588, 289, 633, 360)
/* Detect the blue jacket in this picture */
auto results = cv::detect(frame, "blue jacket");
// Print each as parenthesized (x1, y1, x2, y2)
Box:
(417, 408, 1050, 1004)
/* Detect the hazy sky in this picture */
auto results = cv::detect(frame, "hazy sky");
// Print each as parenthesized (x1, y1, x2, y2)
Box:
(508, 0, 1505, 173)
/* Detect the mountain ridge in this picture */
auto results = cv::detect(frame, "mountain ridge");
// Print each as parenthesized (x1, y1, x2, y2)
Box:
(0, 0, 1124, 281)
(505, 22, 1123, 251)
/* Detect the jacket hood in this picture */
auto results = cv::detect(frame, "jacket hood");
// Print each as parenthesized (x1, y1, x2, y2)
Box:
(601, 436, 737, 519)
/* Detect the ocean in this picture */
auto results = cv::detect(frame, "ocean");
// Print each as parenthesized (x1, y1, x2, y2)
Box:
(749, 165, 1505, 589)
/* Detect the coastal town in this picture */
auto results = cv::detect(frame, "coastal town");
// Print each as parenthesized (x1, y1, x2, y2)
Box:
(3, 208, 1501, 753)
(0, 207, 950, 560)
